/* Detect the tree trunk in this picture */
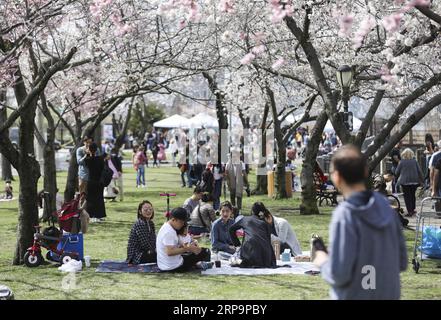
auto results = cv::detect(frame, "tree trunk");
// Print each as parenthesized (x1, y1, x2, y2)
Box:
(14, 160, 40, 265)
(266, 85, 288, 199)
(64, 145, 80, 202)
(300, 110, 328, 215)
(202, 72, 228, 164)
(253, 103, 270, 195)
(114, 104, 133, 153)
(275, 146, 287, 199)
(13, 74, 41, 265)
(42, 129, 58, 221)
(1, 154, 13, 181)
(37, 92, 58, 220)
(93, 124, 102, 151)
(0, 91, 13, 181)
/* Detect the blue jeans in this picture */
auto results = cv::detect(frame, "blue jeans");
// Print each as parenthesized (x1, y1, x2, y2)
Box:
(137, 165, 145, 186)
(213, 179, 223, 210)
(186, 165, 198, 187)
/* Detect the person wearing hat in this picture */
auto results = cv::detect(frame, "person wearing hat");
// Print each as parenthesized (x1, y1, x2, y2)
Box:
(156, 207, 212, 272)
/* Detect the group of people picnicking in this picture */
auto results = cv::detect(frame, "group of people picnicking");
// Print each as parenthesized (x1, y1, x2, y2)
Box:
(125, 144, 409, 299)
(126, 190, 303, 272)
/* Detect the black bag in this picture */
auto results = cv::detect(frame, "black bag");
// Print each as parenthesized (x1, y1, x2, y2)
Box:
(100, 164, 114, 187)
(197, 179, 207, 192)
(198, 205, 208, 229)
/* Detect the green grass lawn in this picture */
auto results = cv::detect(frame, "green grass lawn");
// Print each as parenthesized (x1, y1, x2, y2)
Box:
(1, 166, 440, 300)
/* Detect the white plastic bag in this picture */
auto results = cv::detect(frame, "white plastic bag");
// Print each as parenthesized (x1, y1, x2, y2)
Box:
(58, 259, 83, 273)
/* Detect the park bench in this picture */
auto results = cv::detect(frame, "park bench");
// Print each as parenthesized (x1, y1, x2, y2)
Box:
(313, 161, 339, 206)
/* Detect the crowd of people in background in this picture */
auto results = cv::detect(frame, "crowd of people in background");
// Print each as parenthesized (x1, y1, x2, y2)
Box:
(386, 134, 441, 217)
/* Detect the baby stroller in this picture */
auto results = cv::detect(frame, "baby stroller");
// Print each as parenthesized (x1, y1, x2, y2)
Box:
(411, 197, 441, 273)
(24, 195, 82, 267)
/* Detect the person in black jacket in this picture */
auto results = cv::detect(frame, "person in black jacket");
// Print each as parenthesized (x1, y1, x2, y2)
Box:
(127, 200, 157, 264)
(200, 162, 214, 194)
(85, 143, 106, 222)
(229, 208, 276, 268)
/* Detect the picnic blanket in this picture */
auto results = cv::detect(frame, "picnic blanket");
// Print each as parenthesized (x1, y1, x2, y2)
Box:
(0, 198, 14, 202)
(96, 260, 162, 273)
(201, 259, 320, 276)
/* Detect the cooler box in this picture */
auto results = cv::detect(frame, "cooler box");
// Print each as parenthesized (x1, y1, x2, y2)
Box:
(51, 233, 84, 261)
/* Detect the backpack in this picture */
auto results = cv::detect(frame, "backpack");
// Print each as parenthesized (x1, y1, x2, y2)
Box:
(100, 164, 114, 187)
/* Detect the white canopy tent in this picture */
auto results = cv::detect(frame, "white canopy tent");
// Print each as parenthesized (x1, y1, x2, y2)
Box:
(324, 116, 362, 132)
(186, 113, 243, 129)
(153, 114, 189, 128)
(281, 113, 306, 127)
(185, 113, 219, 128)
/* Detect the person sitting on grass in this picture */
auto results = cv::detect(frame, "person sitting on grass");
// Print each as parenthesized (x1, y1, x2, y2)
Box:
(188, 193, 216, 236)
(177, 222, 192, 247)
(156, 207, 212, 272)
(127, 201, 157, 264)
(182, 186, 204, 217)
(251, 202, 302, 256)
(211, 201, 236, 255)
(229, 206, 276, 268)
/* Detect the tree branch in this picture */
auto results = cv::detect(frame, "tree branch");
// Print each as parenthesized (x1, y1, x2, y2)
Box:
(364, 72, 441, 159)
(0, 47, 77, 135)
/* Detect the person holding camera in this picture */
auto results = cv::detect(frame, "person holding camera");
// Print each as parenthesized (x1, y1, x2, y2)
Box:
(313, 145, 407, 300)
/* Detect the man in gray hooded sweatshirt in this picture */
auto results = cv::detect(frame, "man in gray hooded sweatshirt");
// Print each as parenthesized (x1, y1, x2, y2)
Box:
(313, 145, 407, 300)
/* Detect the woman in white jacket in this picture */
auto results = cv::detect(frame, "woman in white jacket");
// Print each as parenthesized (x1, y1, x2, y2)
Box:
(251, 202, 302, 256)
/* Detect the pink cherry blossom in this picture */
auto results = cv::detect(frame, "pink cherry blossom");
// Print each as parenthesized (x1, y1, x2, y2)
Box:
(240, 52, 256, 65)
(271, 58, 286, 70)
(409, 0, 430, 7)
(179, 19, 188, 30)
(338, 14, 354, 37)
(382, 13, 403, 33)
(380, 66, 394, 82)
(251, 45, 265, 55)
(352, 16, 376, 49)
(219, 0, 235, 13)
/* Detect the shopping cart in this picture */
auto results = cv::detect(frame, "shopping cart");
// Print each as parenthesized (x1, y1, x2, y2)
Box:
(411, 197, 441, 273)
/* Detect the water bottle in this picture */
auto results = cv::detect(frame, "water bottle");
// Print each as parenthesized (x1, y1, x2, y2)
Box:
(282, 249, 291, 262)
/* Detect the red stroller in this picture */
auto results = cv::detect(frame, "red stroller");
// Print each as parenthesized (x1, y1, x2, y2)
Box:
(24, 195, 82, 267)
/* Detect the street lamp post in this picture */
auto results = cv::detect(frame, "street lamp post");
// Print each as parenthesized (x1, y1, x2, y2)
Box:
(336, 65, 354, 131)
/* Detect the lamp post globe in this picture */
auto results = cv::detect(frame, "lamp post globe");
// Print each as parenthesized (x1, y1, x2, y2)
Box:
(336, 65, 353, 90)
(336, 65, 354, 132)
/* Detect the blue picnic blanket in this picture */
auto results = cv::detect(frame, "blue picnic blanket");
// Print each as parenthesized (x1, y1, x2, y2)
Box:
(96, 260, 162, 273)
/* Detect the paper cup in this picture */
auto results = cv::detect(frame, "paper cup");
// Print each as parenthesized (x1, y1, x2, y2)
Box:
(84, 256, 91, 267)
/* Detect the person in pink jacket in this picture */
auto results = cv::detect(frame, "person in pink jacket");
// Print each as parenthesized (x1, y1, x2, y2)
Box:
(134, 146, 147, 188)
